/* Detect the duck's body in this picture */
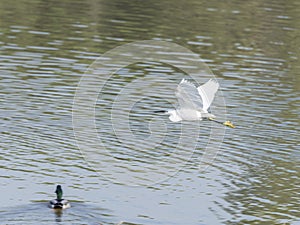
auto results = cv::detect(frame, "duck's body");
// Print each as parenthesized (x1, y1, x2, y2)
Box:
(49, 185, 71, 209)
(49, 198, 70, 209)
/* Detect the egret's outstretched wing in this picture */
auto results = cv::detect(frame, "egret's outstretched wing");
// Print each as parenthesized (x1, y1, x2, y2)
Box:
(175, 79, 203, 110)
(197, 79, 219, 111)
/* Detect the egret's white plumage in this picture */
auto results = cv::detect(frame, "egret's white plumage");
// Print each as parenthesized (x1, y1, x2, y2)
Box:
(167, 78, 219, 122)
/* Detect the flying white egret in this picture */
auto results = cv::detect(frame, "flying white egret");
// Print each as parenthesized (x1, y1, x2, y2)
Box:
(156, 78, 235, 128)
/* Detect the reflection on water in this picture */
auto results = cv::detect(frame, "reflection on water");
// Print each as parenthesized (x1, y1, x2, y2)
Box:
(0, 0, 299, 224)
(0, 202, 117, 225)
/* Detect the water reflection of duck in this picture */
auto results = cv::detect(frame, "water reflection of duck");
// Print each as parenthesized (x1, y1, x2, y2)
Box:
(48, 185, 71, 209)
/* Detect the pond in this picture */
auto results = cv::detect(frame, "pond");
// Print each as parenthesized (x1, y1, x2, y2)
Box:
(0, 0, 299, 224)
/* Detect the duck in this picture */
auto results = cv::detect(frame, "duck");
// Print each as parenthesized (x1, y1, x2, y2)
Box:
(48, 185, 71, 209)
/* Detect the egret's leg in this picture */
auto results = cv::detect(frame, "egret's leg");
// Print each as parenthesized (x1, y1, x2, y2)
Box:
(208, 117, 235, 128)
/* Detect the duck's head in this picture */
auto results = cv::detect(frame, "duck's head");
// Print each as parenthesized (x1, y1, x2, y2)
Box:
(55, 185, 63, 200)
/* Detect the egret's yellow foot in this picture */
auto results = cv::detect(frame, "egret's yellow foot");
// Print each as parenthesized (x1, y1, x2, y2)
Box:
(208, 118, 235, 128)
(223, 121, 235, 128)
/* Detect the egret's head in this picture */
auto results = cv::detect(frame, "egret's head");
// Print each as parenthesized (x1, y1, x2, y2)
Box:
(55, 185, 63, 200)
(223, 121, 235, 128)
